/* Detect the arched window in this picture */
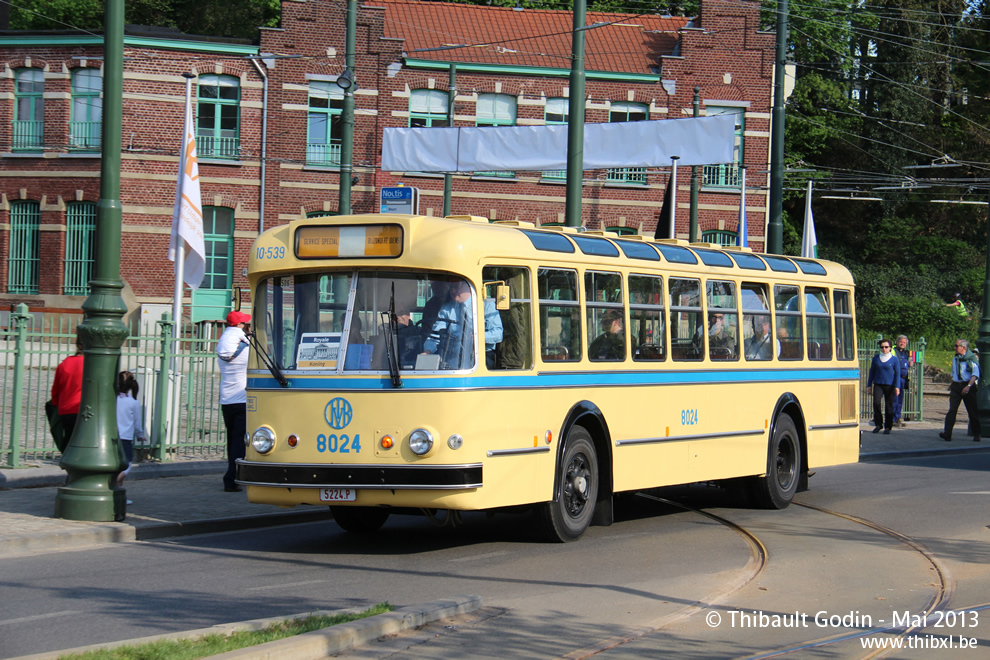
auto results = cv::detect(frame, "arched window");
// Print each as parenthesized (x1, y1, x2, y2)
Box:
(605, 226, 637, 236)
(307, 82, 344, 166)
(14, 69, 44, 151)
(9, 201, 40, 293)
(475, 93, 517, 178)
(702, 106, 745, 188)
(202, 206, 234, 289)
(197, 75, 240, 159)
(409, 90, 449, 127)
(65, 202, 96, 295)
(70, 69, 102, 151)
(702, 229, 738, 247)
(607, 102, 648, 184)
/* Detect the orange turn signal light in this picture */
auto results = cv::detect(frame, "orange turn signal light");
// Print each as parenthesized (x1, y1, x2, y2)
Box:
(381, 435, 394, 449)
(287, 434, 299, 448)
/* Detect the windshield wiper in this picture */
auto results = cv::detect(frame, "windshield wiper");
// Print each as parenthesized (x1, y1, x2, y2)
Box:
(380, 284, 403, 388)
(247, 332, 290, 388)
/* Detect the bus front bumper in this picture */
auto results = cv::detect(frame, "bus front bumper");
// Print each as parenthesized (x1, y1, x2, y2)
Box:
(236, 460, 483, 490)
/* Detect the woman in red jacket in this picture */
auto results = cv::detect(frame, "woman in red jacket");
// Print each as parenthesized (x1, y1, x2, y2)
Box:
(51, 339, 85, 444)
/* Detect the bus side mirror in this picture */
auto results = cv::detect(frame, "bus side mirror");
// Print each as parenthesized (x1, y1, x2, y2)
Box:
(495, 284, 510, 310)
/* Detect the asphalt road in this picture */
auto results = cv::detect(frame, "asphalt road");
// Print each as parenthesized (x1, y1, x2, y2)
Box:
(2, 454, 988, 659)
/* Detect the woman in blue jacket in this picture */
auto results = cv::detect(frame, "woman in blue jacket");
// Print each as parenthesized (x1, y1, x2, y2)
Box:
(866, 339, 901, 434)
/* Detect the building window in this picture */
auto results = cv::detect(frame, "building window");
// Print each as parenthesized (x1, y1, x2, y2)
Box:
(605, 226, 637, 236)
(703, 106, 745, 188)
(409, 89, 449, 127)
(70, 69, 102, 151)
(702, 230, 737, 246)
(307, 81, 344, 166)
(9, 201, 40, 294)
(197, 75, 240, 159)
(542, 98, 569, 180)
(475, 93, 517, 178)
(13, 69, 44, 151)
(607, 102, 648, 184)
(64, 202, 96, 295)
(202, 206, 234, 290)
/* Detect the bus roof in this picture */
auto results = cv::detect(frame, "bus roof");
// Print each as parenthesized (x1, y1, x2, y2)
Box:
(250, 213, 854, 287)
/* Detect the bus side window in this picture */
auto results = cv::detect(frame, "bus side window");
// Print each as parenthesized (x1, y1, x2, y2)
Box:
(833, 289, 855, 360)
(483, 265, 533, 369)
(538, 268, 581, 362)
(586, 270, 625, 361)
(805, 287, 832, 360)
(773, 284, 803, 360)
(669, 277, 703, 361)
(741, 282, 772, 361)
(630, 274, 665, 361)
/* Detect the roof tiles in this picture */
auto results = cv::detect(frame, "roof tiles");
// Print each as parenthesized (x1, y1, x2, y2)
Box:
(367, 0, 689, 74)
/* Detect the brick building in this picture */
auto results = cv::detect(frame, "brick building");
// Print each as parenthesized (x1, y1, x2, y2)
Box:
(0, 0, 774, 321)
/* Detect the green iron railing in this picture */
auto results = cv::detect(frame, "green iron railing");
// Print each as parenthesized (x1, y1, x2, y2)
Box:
(306, 140, 341, 166)
(0, 306, 226, 467)
(12, 120, 43, 151)
(69, 120, 102, 151)
(606, 167, 648, 185)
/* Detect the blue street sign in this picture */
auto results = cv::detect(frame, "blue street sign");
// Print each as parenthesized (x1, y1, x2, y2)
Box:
(380, 186, 419, 214)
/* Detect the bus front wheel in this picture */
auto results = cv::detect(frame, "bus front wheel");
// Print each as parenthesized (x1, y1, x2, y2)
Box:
(537, 427, 598, 542)
(331, 506, 390, 533)
(752, 413, 801, 509)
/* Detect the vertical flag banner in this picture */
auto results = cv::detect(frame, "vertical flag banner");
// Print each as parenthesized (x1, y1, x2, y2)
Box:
(654, 176, 674, 239)
(169, 94, 206, 290)
(801, 180, 818, 258)
(737, 167, 748, 247)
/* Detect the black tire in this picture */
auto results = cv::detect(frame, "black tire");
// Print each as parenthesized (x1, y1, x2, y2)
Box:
(331, 506, 390, 533)
(751, 413, 801, 509)
(537, 427, 598, 542)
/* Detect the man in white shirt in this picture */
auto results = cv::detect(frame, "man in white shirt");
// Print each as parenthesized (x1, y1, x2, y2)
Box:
(217, 310, 251, 491)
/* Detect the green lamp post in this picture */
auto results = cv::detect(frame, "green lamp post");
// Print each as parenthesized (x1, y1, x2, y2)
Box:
(54, 0, 129, 521)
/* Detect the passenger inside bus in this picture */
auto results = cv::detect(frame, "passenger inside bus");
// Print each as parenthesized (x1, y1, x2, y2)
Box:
(706, 312, 736, 359)
(423, 279, 504, 369)
(744, 316, 773, 360)
(589, 309, 625, 360)
(370, 301, 422, 370)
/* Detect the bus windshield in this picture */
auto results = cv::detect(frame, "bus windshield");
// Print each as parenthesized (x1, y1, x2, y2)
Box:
(256, 270, 486, 373)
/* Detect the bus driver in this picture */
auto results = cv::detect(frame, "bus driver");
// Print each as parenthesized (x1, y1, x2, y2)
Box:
(423, 279, 503, 369)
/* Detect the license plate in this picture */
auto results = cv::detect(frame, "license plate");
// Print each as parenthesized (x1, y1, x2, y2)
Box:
(319, 488, 356, 502)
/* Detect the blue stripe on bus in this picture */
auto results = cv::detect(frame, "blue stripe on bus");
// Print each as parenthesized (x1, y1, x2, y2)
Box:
(247, 368, 859, 390)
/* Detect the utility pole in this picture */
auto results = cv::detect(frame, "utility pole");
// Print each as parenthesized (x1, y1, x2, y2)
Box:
(338, 0, 357, 214)
(564, 0, 587, 227)
(54, 0, 128, 521)
(443, 64, 456, 217)
(767, 0, 788, 254)
(689, 87, 701, 243)
(978, 189, 990, 429)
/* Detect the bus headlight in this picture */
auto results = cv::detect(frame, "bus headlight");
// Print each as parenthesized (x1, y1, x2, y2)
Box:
(251, 426, 276, 454)
(409, 428, 434, 456)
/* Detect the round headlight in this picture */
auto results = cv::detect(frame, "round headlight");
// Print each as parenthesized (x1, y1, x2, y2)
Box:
(251, 426, 276, 454)
(409, 428, 434, 456)
(447, 434, 463, 450)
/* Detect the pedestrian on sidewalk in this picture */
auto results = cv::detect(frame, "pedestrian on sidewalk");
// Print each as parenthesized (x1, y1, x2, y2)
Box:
(941, 338, 981, 443)
(866, 338, 900, 435)
(217, 311, 251, 492)
(115, 371, 146, 494)
(893, 335, 914, 427)
(51, 337, 86, 447)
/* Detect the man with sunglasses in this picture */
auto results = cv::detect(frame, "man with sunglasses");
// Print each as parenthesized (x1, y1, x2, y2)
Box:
(940, 338, 981, 443)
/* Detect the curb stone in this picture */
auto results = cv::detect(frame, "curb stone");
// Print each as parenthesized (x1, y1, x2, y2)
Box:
(8, 596, 483, 660)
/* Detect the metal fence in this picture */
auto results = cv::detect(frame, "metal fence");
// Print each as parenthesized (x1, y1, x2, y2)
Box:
(1, 305, 226, 467)
(858, 334, 925, 422)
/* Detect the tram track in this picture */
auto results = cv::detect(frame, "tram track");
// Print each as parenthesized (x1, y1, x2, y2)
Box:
(559, 494, 961, 660)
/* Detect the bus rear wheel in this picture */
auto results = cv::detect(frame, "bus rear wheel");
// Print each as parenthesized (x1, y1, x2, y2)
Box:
(537, 427, 598, 542)
(331, 506, 390, 533)
(751, 413, 801, 509)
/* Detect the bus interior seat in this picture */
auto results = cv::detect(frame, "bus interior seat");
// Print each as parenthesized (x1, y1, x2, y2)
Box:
(635, 344, 665, 360)
(542, 345, 569, 361)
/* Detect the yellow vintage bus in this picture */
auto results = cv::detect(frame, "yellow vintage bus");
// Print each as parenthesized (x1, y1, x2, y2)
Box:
(237, 213, 859, 541)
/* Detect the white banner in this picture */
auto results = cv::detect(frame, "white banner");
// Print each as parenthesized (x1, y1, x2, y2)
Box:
(168, 95, 206, 290)
(381, 114, 736, 172)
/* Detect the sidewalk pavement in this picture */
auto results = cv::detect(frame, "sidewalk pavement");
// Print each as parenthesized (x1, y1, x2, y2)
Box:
(2, 420, 986, 559)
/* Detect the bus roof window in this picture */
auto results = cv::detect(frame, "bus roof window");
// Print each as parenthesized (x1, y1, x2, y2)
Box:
(572, 235, 620, 258)
(728, 252, 767, 270)
(653, 243, 698, 265)
(614, 240, 661, 261)
(792, 258, 828, 276)
(520, 230, 575, 254)
(763, 255, 798, 273)
(693, 248, 734, 268)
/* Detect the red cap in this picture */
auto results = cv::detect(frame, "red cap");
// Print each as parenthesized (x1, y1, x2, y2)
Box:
(226, 311, 251, 326)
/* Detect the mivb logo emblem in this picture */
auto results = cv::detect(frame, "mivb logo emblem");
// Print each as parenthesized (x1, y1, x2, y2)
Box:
(325, 398, 353, 429)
